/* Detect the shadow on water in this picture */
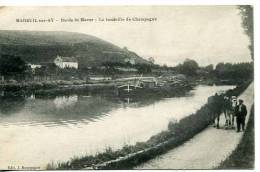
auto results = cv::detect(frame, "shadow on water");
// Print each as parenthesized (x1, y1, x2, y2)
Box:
(0, 92, 26, 115)
(0, 88, 171, 127)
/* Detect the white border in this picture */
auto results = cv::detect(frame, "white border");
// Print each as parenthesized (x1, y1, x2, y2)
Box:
(0, 1, 259, 172)
(0, 0, 256, 6)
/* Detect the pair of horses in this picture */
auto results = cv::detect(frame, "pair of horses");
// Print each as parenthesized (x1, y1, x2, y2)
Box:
(222, 96, 237, 129)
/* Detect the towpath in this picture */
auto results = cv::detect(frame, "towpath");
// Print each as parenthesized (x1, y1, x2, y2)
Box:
(136, 82, 254, 169)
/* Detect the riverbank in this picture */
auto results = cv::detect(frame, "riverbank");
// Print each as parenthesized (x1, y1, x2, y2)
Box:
(0, 80, 112, 91)
(217, 104, 254, 169)
(0, 76, 235, 94)
(46, 80, 252, 170)
(0, 76, 240, 99)
(0, 78, 194, 98)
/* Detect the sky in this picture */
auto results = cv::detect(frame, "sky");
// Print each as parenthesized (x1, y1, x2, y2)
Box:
(0, 6, 252, 66)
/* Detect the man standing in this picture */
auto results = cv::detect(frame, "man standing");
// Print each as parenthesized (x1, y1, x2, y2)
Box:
(223, 96, 230, 128)
(235, 99, 247, 132)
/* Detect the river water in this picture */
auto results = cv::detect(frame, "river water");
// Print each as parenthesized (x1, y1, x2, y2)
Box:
(0, 85, 234, 169)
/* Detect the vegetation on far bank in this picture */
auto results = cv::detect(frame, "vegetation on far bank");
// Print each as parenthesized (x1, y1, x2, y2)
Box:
(217, 104, 254, 169)
(0, 52, 253, 99)
(46, 80, 252, 170)
(0, 53, 253, 86)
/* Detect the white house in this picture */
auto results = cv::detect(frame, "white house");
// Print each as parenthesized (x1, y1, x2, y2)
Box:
(124, 58, 136, 65)
(54, 56, 78, 69)
(28, 64, 42, 69)
(28, 63, 42, 73)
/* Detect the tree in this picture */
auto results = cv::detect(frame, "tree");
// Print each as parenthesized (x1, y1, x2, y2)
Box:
(148, 57, 155, 64)
(215, 62, 225, 71)
(137, 64, 151, 74)
(178, 59, 199, 76)
(204, 64, 214, 72)
(214, 62, 253, 81)
(34, 66, 47, 80)
(103, 63, 118, 79)
(0, 54, 27, 80)
(238, 5, 254, 59)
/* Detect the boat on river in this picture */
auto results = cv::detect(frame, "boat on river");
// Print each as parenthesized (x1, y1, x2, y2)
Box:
(117, 75, 192, 97)
(117, 83, 143, 96)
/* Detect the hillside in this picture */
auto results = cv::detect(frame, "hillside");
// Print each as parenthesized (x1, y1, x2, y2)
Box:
(0, 30, 149, 67)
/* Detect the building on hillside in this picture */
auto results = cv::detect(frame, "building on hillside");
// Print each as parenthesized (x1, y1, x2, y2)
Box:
(54, 55, 78, 69)
(28, 63, 42, 73)
(124, 58, 136, 65)
(116, 67, 138, 72)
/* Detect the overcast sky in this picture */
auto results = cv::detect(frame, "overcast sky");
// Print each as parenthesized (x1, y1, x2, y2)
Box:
(0, 6, 252, 66)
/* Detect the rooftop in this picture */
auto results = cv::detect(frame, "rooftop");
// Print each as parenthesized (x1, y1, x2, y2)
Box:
(56, 56, 78, 62)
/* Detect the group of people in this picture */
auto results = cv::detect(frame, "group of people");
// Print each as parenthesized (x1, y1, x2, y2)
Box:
(213, 95, 247, 132)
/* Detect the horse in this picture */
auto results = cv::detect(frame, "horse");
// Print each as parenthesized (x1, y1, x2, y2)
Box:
(223, 96, 230, 127)
(208, 93, 223, 129)
(224, 96, 237, 129)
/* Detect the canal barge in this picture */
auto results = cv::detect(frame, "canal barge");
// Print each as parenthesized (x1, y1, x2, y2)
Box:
(117, 75, 192, 97)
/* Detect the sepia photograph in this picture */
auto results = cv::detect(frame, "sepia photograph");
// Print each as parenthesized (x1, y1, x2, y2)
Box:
(0, 5, 254, 170)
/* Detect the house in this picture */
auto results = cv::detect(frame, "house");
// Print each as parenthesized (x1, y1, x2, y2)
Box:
(116, 67, 138, 72)
(124, 58, 136, 65)
(28, 64, 42, 70)
(27, 63, 42, 73)
(54, 56, 78, 69)
(28, 64, 42, 69)
(89, 76, 112, 81)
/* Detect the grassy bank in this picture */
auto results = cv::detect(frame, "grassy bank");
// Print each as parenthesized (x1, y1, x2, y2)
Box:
(46, 80, 252, 170)
(0, 80, 86, 92)
(0, 80, 119, 97)
(217, 104, 254, 169)
(0, 78, 194, 98)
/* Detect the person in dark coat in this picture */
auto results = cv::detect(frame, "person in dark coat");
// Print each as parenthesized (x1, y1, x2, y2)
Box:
(235, 99, 247, 132)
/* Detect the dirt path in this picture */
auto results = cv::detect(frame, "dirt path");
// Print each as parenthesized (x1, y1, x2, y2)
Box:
(136, 83, 254, 169)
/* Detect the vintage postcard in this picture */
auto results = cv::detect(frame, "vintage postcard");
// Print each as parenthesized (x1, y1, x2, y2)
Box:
(0, 6, 254, 170)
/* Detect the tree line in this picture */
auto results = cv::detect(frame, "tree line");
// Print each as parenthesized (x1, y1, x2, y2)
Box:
(0, 54, 253, 83)
(174, 59, 253, 81)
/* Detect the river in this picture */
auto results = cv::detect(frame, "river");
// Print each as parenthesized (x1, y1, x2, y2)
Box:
(0, 85, 234, 169)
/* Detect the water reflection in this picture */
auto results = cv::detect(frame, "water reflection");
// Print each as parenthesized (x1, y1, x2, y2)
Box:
(53, 95, 78, 109)
(0, 90, 167, 127)
(0, 94, 26, 115)
(0, 94, 122, 127)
